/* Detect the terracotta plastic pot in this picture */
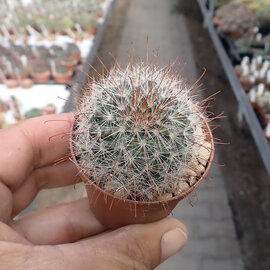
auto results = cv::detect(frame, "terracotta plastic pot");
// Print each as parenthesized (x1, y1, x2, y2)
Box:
(71, 119, 214, 229)
(32, 70, 51, 83)
(89, 27, 97, 36)
(66, 45, 81, 63)
(6, 79, 19, 89)
(53, 71, 72, 84)
(21, 78, 34, 89)
(61, 58, 78, 72)
(10, 73, 28, 80)
(43, 105, 56, 115)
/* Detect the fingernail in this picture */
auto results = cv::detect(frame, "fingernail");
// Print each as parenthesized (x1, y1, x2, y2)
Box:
(161, 227, 188, 262)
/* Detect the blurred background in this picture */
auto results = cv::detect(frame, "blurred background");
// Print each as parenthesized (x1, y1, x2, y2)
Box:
(1, 0, 270, 269)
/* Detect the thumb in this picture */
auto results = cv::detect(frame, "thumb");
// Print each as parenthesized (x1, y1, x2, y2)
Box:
(109, 218, 188, 269)
(72, 218, 187, 270)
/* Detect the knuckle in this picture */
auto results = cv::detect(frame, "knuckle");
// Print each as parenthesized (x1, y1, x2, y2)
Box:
(118, 227, 152, 270)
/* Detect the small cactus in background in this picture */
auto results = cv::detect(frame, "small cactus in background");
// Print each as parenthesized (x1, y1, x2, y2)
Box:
(72, 58, 212, 202)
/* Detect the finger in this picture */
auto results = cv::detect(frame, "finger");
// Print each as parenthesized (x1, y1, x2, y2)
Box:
(59, 218, 187, 270)
(11, 160, 80, 216)
(0, 113, 74, 191)
(0, 222, 30, 245)
(0, 182, 13, 223)
(10, 198, 107, 245)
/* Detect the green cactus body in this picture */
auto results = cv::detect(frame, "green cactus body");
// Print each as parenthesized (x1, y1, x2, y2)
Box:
(72, 62, 212, 201)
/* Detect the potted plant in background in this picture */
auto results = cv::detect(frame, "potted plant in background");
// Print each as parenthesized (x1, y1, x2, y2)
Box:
(70, 57, 215, 229)
(66, 43, 81, 63)
(50, 45, 64, 57)
(214, 1, 256, 38)
(30, 59, 51, 83)
(43, 103, 56, 115)
(75, 13, 98, 37)
(88, 16, 98, 36)
(51, 60, 72, 84)
(60, 53, 78, 72)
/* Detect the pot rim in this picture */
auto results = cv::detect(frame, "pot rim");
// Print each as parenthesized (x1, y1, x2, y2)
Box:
(31, 69, 51, 77)
(53, 70, 73, 77)
(70, 116, 215, 206)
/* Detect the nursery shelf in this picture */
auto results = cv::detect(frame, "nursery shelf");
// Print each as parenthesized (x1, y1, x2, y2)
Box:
(0, 0, 115, 127)
(197, 0, 270, 176)
(64, 0, 116, 112)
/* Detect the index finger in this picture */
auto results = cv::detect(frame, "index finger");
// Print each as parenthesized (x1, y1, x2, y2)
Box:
(0, 113, 74, 191)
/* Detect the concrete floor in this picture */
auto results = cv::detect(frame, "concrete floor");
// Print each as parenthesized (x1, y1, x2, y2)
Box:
(34, 0, 244, 269)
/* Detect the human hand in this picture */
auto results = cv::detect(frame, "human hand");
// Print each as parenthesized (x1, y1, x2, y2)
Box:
(0, 113, 187, 270)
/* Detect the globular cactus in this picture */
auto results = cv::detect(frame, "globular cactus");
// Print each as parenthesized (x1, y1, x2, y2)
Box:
(72, 60, 212, 201)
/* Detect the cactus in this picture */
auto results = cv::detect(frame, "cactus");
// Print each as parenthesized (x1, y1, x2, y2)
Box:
(72, 60, 212, 201)
(215, 1, 256, 37)
(237, 0, 270, 29)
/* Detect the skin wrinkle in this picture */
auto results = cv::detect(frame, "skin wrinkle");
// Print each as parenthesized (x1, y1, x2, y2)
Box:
(91, 226, 155, 269)
(126, 233, 151, 269)
(62, 207, 83, 243)
(0, 222, 30, 244)
(73, 238, 148, 270)
(0, 132, 32, 192)
(0, 242, 33, 270)
(11, 179, 37, 217)
(108, 253, 146, 270)
(0, 113, 74, 192)
(9, 220, 32, 244)
(17, 124, 37, 172)
(10, 166, 78, 216)
(0, 182, 13, 222)
(32, 169, 49, 191)
(32, 245, 66, 270)
(56, 241, 99, 269)
(10, 199, 107, 246)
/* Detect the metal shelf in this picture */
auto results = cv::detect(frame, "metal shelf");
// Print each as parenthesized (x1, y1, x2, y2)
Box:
(197, 0, 270, 176)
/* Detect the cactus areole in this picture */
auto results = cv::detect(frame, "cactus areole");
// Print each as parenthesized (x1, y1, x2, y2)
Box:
(71, 60, 214, 227)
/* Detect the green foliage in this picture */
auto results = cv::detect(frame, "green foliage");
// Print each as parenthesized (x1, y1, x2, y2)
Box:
(237, 0, 270, 28)
(214, 0, 230, 9)
(24, 108, 43, 119)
